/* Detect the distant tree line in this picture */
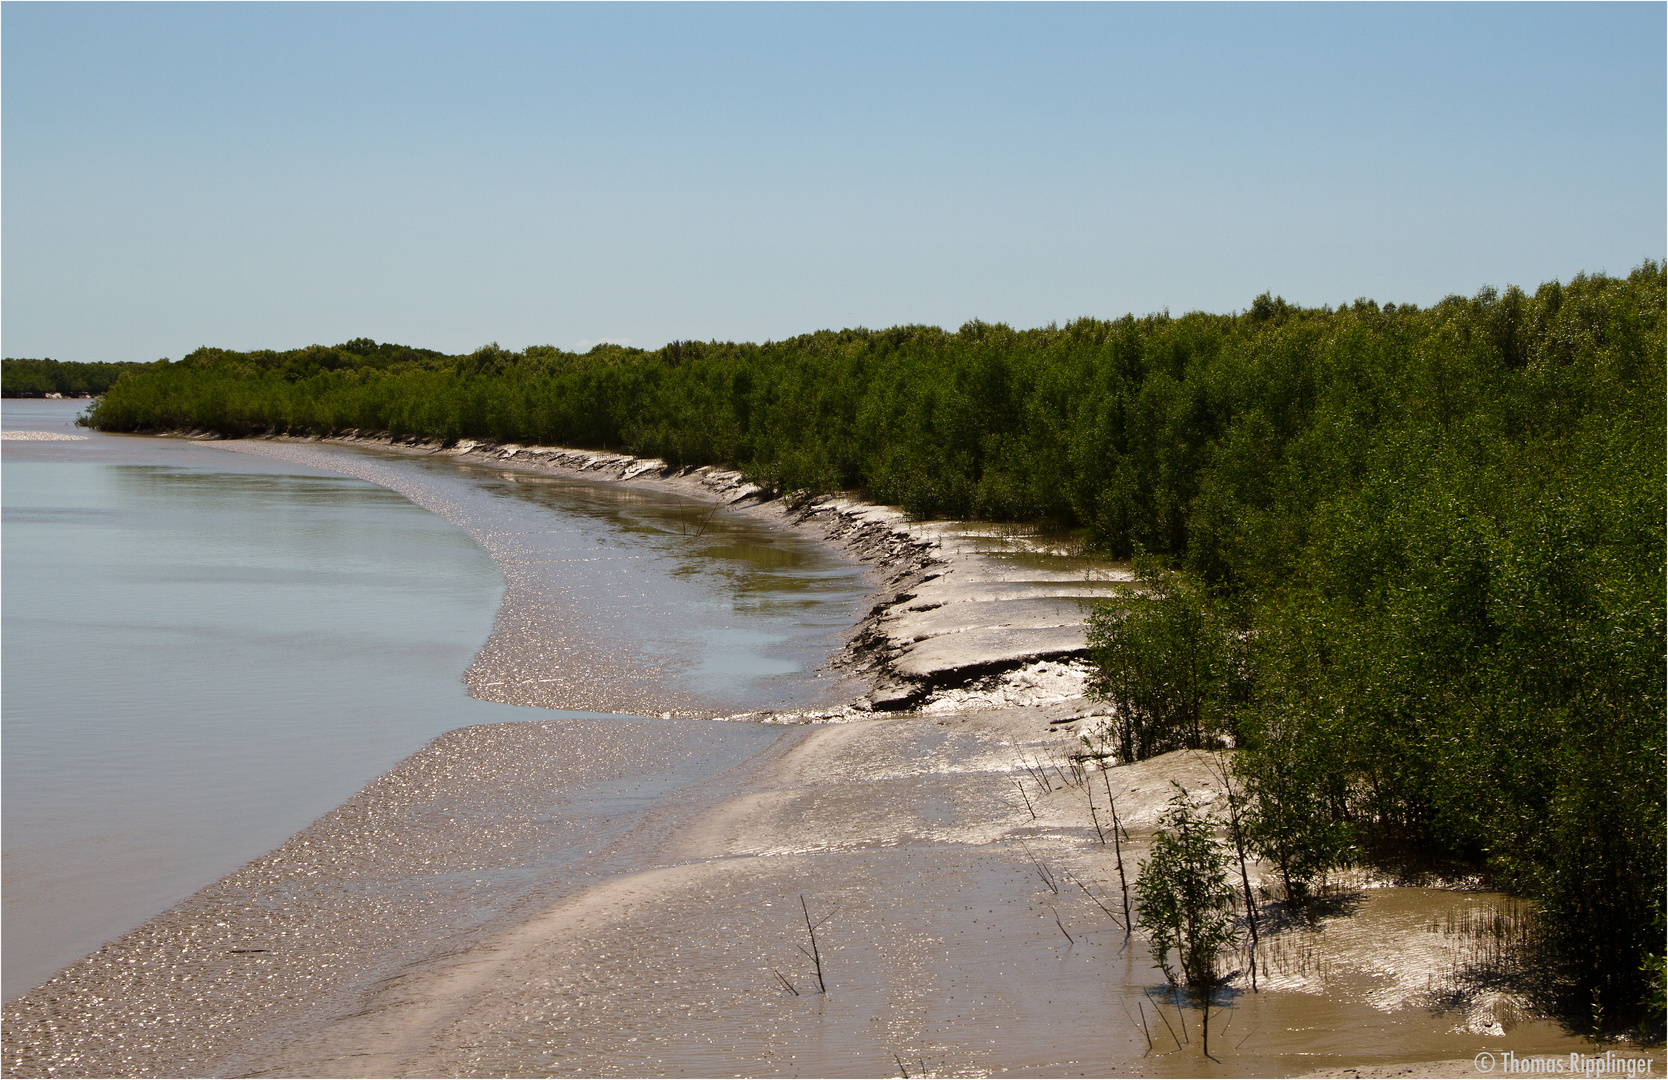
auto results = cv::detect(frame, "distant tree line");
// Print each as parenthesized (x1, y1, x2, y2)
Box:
(2, 357, 160, 398)
(83, 265, 1666, 1031)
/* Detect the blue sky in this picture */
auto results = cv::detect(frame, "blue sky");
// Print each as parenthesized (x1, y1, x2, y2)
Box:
(4, 2, 1662, 362)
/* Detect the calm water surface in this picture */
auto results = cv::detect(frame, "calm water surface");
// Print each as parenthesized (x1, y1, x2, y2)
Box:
(219, 439, 873, 717)
(1, 401, 868, 1000)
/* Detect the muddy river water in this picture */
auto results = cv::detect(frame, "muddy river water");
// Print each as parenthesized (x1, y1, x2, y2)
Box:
(2, 413, 1646, 1078)
(2, 404, 864, 999)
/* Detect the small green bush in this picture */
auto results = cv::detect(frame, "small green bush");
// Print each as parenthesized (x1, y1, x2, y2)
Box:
(1085, 560, 1238, 762)
(1136, 786, 1240, 994)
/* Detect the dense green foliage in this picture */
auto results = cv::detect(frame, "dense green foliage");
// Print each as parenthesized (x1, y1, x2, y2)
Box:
(2, 357, 158, 397)
(83, 265, 1666, 1026)
(1232, 267, 1663, 1030)
(1085, 559, 1242, 762)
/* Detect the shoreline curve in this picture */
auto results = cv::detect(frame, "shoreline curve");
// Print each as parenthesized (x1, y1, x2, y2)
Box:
(217, 430, 1133, 718)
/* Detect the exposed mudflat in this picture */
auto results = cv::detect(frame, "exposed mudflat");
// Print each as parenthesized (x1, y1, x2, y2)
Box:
(1, 715, 782, 1077)
(2, 703, 1621, 1078)
(3, 434, 1642, 1078)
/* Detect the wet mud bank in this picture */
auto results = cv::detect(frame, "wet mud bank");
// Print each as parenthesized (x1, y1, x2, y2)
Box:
(4, 432, 1639, 1077)
(0, 716, 784, 1077)
(1, 704, 1620, 1077)
(228, 431, 1133, 717)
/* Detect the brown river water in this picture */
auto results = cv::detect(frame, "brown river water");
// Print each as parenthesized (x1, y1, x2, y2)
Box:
(3, 436, 1642, 1078)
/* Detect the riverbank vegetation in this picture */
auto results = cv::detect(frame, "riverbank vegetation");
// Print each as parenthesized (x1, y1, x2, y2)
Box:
(83, 264, 1665, 1033)
(2, 357, 159, 398)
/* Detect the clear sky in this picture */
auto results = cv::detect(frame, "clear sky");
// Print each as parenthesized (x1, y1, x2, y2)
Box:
(4, 2, 1663, 362)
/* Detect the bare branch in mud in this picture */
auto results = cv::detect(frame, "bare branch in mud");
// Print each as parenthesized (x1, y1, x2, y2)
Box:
(1063, 869, 1126, 933)
(1132, 999, 1155, 1054)
(798, 894, 832, 994)
(682, 502, 723, 538)
(772, 968, 800, 996)
(1017, 838, 1058, 894)
(1018, 754, 1051, 791)
(1052, 906, 1075, 944)
(1102, 765, 1134, 938)
(1087, 783, 1107, 844)
(1144, 988, 1185, 1050)
(1013, 779, 1037, 819)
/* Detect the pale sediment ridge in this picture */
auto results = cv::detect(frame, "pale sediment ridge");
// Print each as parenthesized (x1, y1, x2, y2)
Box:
(3, 432, 1625, 1078)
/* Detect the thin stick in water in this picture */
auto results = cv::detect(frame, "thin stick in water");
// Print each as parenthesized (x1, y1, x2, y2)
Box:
(1102, 766, 1134, 937)
(798, 894, 832, 994)
(1144, 988, 1184, 1051)
(1013, 778, 1037, 819)
(1018, 838, 1058, 894)
(1132, 1000, 1154, 1054)
(1064, 870, 1125, 932)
